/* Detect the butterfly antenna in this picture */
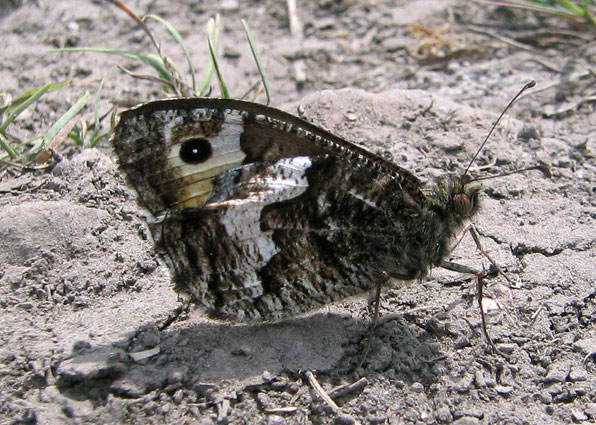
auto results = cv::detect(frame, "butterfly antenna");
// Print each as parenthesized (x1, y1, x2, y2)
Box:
(469, 163, 551, 182)
(461, 80, 536, 182)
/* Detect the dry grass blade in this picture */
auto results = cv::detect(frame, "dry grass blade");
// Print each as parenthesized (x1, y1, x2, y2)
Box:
(145, 14, 197, 94)
(103, 0, 190, 96)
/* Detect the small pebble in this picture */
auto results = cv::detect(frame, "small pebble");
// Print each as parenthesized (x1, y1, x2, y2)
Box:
(219, 0, 239, 11)
(267, 414, 284, 425)
(455, 337, 471, 349)
(569, 365, 588, 382)
(172, 389, 184, 404)
(537, 391, 552, 404)
(453, 416, 480, 425)
(481, 298, 500, 314)
(585, 403, 596, 419)
(495, 385, 514, 395)
(543, 361, 570, 383)
(452, 374, 474, 393)
(411, 382, 424, 393)
(517, 125, 541, 141)
(435, 406, 452, 423)
(496, 343, 517, 354)
(474, 370, 487, 388)
(573, 338, 596, 356)
(335, 414, 356, 425)
(167, 367, 188, 385)
(571, 409, 588, 422)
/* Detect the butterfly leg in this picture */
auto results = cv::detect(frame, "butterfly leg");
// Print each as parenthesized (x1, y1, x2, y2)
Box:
(442, 261, 482, 275)
(357, 271, 390, 369)
(474, 268, 502, 355)
(442, 260, 507, 356)
(466, 224, 515, 286)
(442, 224, 516, 356)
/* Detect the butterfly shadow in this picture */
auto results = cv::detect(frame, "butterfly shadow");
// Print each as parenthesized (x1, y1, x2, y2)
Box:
(55, 305, 446, 403)
(153, 304, 446, 386)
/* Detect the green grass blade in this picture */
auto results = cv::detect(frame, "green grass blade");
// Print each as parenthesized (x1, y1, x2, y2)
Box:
(87, 79, 104, 148)
(1, 80, 70, 115)
(51, 48, 172, 82)
(0, 131, 18, 159)
(145, 14, 197, 93)
(242, 19, 270, 105)
(484, 1, 579, 19)
(0, 83, 53, 134)
(580, 0, 596, 26)
(26, 91, 90, 161)
(195, 15, 219, 97)
(206, 16, 229, 98)
(490, 0, 596, 28)
(556, 0, 585, 15)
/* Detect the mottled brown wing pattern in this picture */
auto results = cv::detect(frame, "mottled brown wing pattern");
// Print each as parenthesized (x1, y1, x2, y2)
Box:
(112, 98, 459, 321)
(151, 155, 449, 321)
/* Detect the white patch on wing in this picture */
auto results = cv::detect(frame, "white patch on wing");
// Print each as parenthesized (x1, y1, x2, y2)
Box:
(347, 189, 377, 208)
(214, 157, 312, 290)
(162, 114, 184, 146)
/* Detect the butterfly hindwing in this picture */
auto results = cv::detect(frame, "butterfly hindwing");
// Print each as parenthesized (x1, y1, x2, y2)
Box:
(152, 154, 441, 321)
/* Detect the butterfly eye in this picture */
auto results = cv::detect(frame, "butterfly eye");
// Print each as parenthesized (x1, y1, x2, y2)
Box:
(179, 138, 213, 164)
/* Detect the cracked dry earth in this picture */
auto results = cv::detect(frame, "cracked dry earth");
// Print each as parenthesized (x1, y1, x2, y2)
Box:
(0, 1, 595, 424)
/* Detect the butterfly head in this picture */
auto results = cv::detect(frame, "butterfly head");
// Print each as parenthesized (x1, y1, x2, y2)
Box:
(453, 176, 481, 218)
(427, 174, 481, 223)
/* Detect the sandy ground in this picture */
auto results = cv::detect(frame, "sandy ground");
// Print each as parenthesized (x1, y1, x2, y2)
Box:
(0, 1, 595, 424)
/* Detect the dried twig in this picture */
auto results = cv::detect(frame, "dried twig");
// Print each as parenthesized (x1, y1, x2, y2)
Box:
(286, 0, 307, 85)
(305, 371, 339, 414)
(328, 377, 368, 400)
(466, 25, 534, 52)
(104, 0, 190, 96)
(263, 406, 298, 414)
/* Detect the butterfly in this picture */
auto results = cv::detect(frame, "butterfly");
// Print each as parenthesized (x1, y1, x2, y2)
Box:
(112, 96, 506, 322)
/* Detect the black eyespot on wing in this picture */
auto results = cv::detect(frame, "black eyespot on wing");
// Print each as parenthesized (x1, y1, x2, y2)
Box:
(180, 138, 213, 164)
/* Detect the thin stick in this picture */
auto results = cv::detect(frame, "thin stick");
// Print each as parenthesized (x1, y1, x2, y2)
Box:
(286, 0, 307, 84)
(305, 371, 339, 414)
(328, 377, 368, 400)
